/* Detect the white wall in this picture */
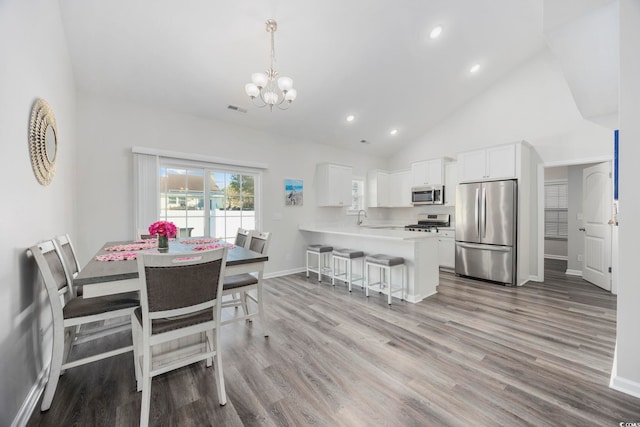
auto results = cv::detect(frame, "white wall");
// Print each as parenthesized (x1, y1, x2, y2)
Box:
(75, 95, 386, 277)
(613, 0, 640, 398)
(0, 0, 77, 425)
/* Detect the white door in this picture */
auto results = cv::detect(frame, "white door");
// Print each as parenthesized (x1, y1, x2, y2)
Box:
(582, 162, 612, 290)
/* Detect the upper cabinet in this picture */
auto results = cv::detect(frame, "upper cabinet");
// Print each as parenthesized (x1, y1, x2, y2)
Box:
(444, 162, 458, 206)
(457, 144, 516, 182)
(388, 170, 412, 207)
(411, 159, 444, 187)
(367, 169, 412, 208)
(367, 170, 389, 208)
(316, 163, 353, 206)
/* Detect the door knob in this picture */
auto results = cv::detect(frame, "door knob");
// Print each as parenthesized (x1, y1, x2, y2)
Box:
(578, 227, 586, 232)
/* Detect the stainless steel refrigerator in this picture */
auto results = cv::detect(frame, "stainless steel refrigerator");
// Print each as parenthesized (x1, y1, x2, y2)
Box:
(455, 179, 517, 285)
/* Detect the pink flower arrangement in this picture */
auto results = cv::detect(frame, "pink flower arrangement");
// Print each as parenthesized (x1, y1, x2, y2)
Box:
(148, 220, 178, 238)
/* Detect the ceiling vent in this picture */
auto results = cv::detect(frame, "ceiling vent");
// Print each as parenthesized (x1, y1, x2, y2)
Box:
(227, 105, 248, 113)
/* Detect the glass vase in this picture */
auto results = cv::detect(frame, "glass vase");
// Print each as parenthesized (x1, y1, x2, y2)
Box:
(158, 235, 169, 252)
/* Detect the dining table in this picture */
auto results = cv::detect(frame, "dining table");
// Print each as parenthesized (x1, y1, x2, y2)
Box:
(74, 239, 268, 298)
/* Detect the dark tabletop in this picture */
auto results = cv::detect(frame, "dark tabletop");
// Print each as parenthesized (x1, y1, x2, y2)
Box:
(75, 239, 268, 286)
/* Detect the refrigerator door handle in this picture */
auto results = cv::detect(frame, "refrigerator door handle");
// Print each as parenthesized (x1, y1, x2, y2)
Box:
(456, 242, 511, 252)
(475, 188, 480, 236)
(481, 187, 487, 238)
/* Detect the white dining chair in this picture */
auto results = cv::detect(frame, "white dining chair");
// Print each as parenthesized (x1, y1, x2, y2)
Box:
(28, 240, 139, 412)
(132, 247, 228, 427)
(221, 231, 271, 336)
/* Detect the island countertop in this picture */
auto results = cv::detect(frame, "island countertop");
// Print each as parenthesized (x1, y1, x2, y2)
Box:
(298, 224, 439, 241)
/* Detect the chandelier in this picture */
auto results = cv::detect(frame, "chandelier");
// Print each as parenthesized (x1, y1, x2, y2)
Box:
(245, 19, 297, 111)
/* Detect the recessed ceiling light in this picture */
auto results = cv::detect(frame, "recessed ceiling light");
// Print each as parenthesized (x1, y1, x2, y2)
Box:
(470, 63, 481, 74)
(429, 26, 443, 39)
(389, 129, 398, 136)
(346, 114, 355, 122)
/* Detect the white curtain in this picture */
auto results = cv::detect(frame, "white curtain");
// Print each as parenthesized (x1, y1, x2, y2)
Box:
(133, 153, 159, 237)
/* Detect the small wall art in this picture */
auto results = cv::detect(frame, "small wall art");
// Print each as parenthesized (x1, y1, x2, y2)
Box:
(284, 179, 303, 206)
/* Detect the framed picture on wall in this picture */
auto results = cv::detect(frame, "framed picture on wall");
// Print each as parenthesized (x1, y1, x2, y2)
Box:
(284, 179, 303, 206)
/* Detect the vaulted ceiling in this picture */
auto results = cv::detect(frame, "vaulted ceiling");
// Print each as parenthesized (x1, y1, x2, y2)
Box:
(60, 1, 554, 156)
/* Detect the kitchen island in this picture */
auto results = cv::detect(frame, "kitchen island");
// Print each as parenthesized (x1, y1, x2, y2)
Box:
(299, 224, 439, 303)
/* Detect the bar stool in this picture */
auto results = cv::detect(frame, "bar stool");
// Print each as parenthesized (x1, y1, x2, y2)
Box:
(306, 244, 333, 282)
(331, 248, 365, 291)
(364, 254, 405, 305)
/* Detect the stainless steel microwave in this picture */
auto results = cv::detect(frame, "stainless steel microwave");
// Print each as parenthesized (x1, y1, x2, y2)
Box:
(411, 185, 444, 205)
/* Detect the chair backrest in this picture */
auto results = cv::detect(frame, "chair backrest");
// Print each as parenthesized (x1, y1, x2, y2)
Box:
(137, 247, 227, 334)
(137, 228, 155, 240)
(55, 234, 81, 278)
(234, 228, 252, 249)
(247, 231, 271, 255)
(29, 240, 73, 316)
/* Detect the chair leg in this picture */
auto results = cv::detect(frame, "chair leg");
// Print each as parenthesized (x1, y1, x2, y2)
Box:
(205, 330, 213, 367)
(257, 282, 269, 337)
(60, 328, 75, 375)
(140, 345, 152, 427)
(40, 323, 65, 411)
(131, 313, 142, 391)
(214, 328, 227, 405)
(241, 291, 250, 320)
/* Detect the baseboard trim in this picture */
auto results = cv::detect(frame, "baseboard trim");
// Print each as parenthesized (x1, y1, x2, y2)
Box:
(610, 375, 640, 399)
(565, 269, 582, 276)
(264, 267, 306, 279)
(544, 254, 568, 260)
(11, 367, 48, 427)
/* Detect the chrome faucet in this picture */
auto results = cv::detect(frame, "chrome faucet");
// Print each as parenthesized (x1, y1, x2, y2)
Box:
(357, 209, 368, 226)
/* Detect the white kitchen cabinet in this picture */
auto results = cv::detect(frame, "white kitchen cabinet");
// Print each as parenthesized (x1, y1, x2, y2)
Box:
(444, 162, 458, 206)
(411, 159, 444, 187)
(458, 144, 516, 182)
(367, 170, 389, 207)
(437, 230, 455, 270)
(388, 170, 412, 207)
(316, 163, 353, 206)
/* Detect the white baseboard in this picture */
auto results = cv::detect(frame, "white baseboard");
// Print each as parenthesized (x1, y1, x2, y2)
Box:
(610, 375, 640, 399)
(11, 368, 48, 427)
(263, 267, 306, 279)
(544, 254, 568, 260)
(565, 269, 582, 276)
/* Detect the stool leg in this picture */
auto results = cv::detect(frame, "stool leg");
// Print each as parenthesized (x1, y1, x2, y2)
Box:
(365, 263, 369, 297)
(306, 251, 310, 278)
(387, 267, 392, 305)
(317, 253, 322, 282)
(331, 256, 336, 285)
(401, 265, 405, 301)
(347, 258, 352, 292)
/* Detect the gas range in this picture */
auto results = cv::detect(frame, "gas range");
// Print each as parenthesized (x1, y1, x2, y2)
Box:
(405, 213, 450, 232)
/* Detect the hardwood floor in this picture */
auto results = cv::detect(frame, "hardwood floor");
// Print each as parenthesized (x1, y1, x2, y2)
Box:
(28, 263, 640, 426)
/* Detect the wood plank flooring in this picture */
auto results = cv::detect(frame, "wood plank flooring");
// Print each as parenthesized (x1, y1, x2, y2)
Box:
(28, 262, 640, 426)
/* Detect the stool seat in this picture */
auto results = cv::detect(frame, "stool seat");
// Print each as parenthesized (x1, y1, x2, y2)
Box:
(333, 248, 365, 259)
(365, 254, 404, 267)
(307, 244, 333, 253)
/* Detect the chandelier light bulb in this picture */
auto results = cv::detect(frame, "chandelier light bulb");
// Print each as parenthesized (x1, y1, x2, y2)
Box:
(278, 76, 293, 92)
(284, 88, 297, 102)
(251, 73, 268, 89)
(346, 114, 355, 122)
(245, 83, 260, 98)
(430, 26, 443, 39)
(245, 19, 296, 111)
